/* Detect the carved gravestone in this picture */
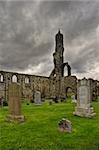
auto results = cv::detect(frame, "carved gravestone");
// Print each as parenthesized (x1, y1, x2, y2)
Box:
(34, 91, 42, 105)
(6, 83, 25, 122)
(58, 118, 72, 133)
(73, 78, 96, 117)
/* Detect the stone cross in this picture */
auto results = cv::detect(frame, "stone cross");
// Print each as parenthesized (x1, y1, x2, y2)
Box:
(73, 78, 96, 117)
(6, 83, 25, 122)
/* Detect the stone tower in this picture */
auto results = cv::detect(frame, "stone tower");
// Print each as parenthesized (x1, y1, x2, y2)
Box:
(53, 30, 64, 78)
(49, 30, 72, 99)
(50, 30, 71, 79)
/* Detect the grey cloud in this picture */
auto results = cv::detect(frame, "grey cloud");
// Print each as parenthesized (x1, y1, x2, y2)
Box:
(65, 34, 99, 74)
(0, 1, 99, 79)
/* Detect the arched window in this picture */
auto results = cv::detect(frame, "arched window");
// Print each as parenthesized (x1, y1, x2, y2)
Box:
(64, 63, 71, 77)
(25, 77, 29, 84)
(66, 87, 74, 98)
(0, 74, 4, 82)
(12, 75, 17, 83)
(54, 74, 56, 77)
(64, 67, 68, 77)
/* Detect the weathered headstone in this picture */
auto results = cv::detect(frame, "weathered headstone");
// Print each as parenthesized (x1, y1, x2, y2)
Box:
(49, 99, 53, 105)
(73, 78, 96, 117)
(6, 83, 25, 122)
(71, 95, 77, 104)
(58, 118, 72, 133)
(0, 97, 4, 107)
(34, 91, 41, 105)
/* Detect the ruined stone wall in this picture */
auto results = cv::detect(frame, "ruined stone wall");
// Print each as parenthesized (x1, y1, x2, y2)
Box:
(49, 75, 77, 99)
(0, 70, 98, 101)
(1, 31, 98, 102)
(0, 71, 50, 101)
(88, 78, 98, 100)
(49, 77, 57, 99)
(64, 76, 77, 98)
(64, 76, 77, 93)
(0, 70, 77, 101)
(0, 82, 5, 99)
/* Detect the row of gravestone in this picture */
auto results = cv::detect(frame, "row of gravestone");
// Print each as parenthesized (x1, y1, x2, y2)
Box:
(5, 77, 96, 122)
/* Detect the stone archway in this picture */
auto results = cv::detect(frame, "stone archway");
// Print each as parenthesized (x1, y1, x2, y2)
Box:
(66, 87, 74, 98)
(63, 62, 71, 77)
(12, 75, 17, 83)
(25, 77, 30, 84)
(64, 66, 68, 77)
(0, 74, 4, 82)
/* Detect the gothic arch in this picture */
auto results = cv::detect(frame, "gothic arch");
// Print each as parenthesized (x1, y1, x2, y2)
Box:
(63, 62, 71, 77)
(25, 77, 29, 84)
(12, 75, 17, 83)
(0, 74, 4, 82)
(66, 87, 75, 98)
(64, 66, 68, 77)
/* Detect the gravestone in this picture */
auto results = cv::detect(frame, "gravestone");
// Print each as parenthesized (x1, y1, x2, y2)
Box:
(73, 78, 96, 117)
(49, 99, 53, 105)
(58, 118, 72, 133)
(6, 83, 25, 122)
(34, 91, 41, 105)
(0, 97, 4, 107)
(0, 97, 8, 107)
(71, 95, 77, 104)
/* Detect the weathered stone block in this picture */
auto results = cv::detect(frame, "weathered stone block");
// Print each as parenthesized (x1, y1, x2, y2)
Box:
(34, 90, 42, 105)
(58, 118, 72, 133)
(73, 78, 96, 118)
(6, 83, 25, 122)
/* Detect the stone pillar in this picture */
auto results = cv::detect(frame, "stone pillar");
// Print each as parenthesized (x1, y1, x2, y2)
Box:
(6, 83, 25, 122)
(73, 78, 96, 118)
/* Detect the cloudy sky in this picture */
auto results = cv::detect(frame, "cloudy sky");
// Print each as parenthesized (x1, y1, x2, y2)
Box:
(0, 0, 99, 80)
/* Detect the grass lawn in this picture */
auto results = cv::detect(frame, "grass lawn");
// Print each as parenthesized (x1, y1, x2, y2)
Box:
(0, 100, 99, 150)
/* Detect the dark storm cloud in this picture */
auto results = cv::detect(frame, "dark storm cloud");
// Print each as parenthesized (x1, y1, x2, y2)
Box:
(0, 1, 53, 72)
(0, 1, 99, 79)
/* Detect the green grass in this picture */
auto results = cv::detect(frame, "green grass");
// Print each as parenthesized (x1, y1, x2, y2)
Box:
(0, 100, 99, 150)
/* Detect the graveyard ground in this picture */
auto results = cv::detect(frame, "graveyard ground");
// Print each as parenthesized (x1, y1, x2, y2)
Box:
(0, 99, 99, 150)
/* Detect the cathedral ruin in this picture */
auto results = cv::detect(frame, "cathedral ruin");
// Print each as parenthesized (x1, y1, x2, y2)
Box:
(0, 31, 98, 102)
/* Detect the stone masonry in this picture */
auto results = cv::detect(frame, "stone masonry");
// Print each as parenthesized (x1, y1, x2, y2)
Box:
(49, 30, 77, 99)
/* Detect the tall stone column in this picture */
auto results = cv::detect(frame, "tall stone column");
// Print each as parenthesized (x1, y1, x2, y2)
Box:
(49, 30, 72, 99)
